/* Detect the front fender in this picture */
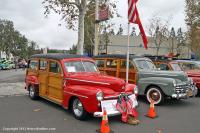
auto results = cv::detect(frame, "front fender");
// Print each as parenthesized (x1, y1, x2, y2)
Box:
(138, 77, 175, 96)
(63, 85, 105, 113)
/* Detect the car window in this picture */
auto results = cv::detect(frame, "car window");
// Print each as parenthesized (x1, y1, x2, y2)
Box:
(65, 61, 98, 72)
(135, 60, 156, 70)
(106, 59, 117, 68)
(95, 60, 105, 67)
(179, 62, 200, 71)
(39, 60, 47, 70)
(49, 61, 61, 73)
(170, 63, 182, 71)
(29, 60, 38, 70)
(83, 61, 98, 72)
(159, 63, 169, 70)
(120, 60, 134, 69)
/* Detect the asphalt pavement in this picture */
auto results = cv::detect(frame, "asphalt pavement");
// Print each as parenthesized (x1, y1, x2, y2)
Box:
(0, 69, 26, 83)
(0, 70, 200, 133)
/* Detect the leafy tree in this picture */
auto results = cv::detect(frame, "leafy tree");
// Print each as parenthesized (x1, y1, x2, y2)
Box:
(168, 27, 176, 53)
(83, 0, 118, 55)
(109, 28, 115, 35)
(43, 0, 118, 55)
(26, 41, 40, 58)
(0, 19, 39, 59)
(116, 24, 123, 35)
(147, 17, 169, 55)
(185, 0, 200, 57)
(43, 0, 88, 55)
(176, 28, 186, 54)
(68, 44, 77, 54)
(130, 27, 136, 36)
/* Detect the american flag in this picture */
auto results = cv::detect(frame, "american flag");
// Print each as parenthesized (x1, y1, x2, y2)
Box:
(128, 0, 148, 49)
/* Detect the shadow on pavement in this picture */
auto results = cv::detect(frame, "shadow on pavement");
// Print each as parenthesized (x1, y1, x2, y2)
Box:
(36, 97, 121, 124)
(137, 95, 197, 107)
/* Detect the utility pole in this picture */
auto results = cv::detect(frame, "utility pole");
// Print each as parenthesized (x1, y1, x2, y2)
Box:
(94, 0, 99, 55)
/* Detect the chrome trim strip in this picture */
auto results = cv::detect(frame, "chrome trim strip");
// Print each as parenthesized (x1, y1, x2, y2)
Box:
(104, 95, 120, 99)
(64, 91, 88, 99)
(140, 81, 168, 86)
(65, 78, 110, 85)
(104, 93, 132, 99)
(144, 73, 179, 77)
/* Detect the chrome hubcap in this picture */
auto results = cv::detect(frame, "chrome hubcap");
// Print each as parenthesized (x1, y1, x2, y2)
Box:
(29, 87, 35, 97)
(150, 90, 160, 102)
(73, 99, 83, 117)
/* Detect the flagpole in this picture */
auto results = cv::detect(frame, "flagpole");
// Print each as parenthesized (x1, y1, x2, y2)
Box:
(126, 22, 130, 83)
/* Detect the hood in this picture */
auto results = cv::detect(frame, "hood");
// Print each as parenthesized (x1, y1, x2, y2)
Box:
(139, 70, 188, 82)
(66, 72, 126, 92)
(186, 70, 200, 78)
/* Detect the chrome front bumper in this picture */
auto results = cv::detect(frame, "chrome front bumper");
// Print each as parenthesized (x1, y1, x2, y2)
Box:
(94, 94, 138, 117)
(171, 93, 188, 99)
(172, 85, 198, 99)
(94, 111, 121, 117)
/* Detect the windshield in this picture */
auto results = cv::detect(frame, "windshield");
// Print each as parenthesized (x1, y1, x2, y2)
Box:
(179, 62, 200, 71)
(135, 59, 156, 70)
(64, 61, 98, 72)
(170, 63, 182, 71)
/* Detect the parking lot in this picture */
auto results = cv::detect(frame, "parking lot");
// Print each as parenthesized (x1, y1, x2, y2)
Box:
(0, 70, 200, 133)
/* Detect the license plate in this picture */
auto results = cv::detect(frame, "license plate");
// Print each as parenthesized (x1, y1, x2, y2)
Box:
(101, 100, 118, 112)
(187, 90, 193, 97)
(101, 94, 138, 112)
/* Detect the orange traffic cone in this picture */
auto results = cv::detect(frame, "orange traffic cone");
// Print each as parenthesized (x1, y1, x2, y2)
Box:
(146, 100, 157, 118)
(100, 108, 110, 133)
(97, 108, 113, 133)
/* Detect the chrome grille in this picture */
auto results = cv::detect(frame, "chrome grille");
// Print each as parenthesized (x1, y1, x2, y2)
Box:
(175, 85, 189, 94)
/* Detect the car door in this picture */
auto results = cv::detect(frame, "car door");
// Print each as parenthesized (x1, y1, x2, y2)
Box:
(119, 59, 137, 84)
(47, 60, 63, 104)
(38, 59, 48, 97)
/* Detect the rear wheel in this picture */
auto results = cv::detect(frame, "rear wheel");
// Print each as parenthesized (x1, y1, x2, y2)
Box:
(71, 98, 88, 120)
(146, 87, 164, 105)
(29, 85, 38, 100)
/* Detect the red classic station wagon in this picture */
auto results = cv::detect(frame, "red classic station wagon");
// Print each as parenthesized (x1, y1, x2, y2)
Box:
(25, 54, 138, 120)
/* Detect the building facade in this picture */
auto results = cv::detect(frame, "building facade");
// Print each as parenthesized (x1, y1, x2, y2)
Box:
(99, 35, 191, 58)
(0, 51, 14, 60)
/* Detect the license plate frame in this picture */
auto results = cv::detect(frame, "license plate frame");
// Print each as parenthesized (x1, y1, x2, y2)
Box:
(100, 94, 138, 112)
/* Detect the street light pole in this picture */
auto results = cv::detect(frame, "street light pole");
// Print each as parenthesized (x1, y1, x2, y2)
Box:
(94, 0, 99, 56)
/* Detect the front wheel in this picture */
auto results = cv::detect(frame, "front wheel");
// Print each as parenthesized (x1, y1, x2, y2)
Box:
(146, 87, 164, 105)
(71, 98, 88, 120)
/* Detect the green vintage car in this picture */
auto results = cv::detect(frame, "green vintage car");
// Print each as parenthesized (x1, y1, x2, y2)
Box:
(94, 54, 197, 105)
(0, 60, 6, 70)
(1, 60, 15, 69)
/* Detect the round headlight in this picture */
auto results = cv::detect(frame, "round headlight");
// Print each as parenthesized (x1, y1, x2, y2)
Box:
(96, 91, 103, 101)
(134, 86, 138, 94)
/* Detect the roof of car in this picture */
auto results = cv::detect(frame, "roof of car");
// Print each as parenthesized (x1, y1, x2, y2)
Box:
(93, 54, 145, 59)
(30, 53, 89, 60)
(174, 60, 198, 63)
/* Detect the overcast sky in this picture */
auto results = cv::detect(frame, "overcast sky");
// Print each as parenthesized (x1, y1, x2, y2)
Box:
(0, 0, 186, 50)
